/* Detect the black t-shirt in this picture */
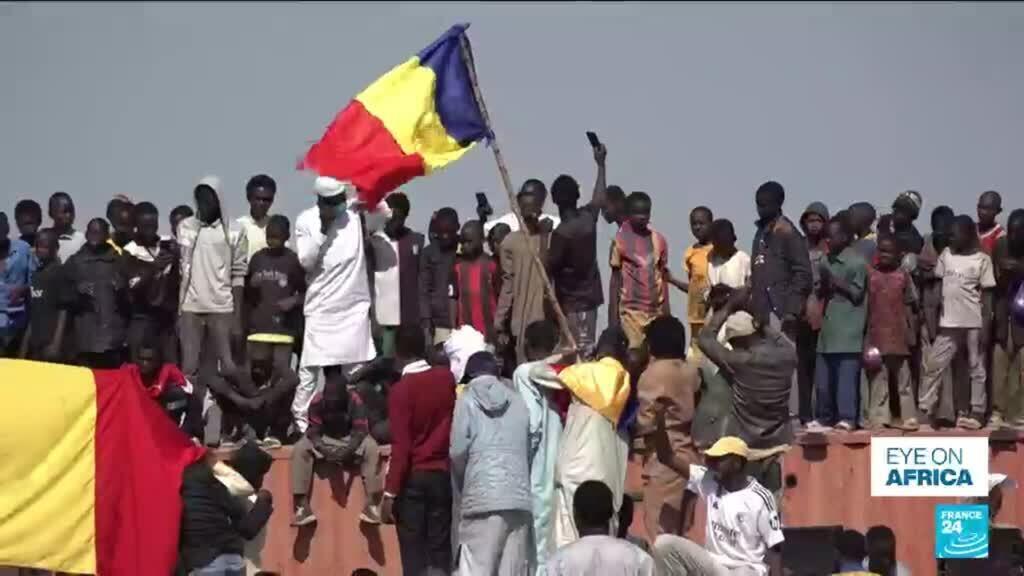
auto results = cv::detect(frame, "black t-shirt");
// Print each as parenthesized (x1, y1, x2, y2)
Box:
(245, 248, 306, 338)
(27, 262, 73, 355)
(548, 205, 604, 312)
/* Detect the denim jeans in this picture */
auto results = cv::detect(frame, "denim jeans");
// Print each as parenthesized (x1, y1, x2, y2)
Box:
(194, 553, 245, 575)
(814, 353, 861, 425)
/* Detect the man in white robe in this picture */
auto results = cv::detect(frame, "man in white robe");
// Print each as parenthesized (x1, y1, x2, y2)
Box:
(292, 177, 377, 430)
(553, 328, 632, 548)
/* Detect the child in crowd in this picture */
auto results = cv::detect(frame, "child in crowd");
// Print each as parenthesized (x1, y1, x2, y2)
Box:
(977, 190, 1005, 255)
(48, 192, 85, 262)
(19, 229, 68, 361)
(245, 215, 305, 377)
(233, 174, 276, 261)
(919, 215, 996, 430)
(381, 324, 457, 576)
(291, 370, 382, 526)
(849, 201, 878, 262)
(487, 222, 511, 260)
(797, 202, 830, 425)
(681, 207, 713, 356)
(122, 202, 179, 360)
(106, 196, 135, 253)
(992, 209, 1024, 428)
(169, 204, 194, 238)
(707, 218, 751, 293)
(610, 193, 669, 349)
(865, 235, 919, 430)
(451, 220, 500, 343)
(14, 199, 41, 246)
(419, 207, 460, 344)
(127, 337, 192, 429)
(810, 211, 867, 432)
(370, 192, 423, 358)
(0, 212, 34, 355)
(66, 218, 128, 369)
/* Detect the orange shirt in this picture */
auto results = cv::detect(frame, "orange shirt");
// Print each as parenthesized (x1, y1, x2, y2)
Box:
(684, 243, 712, 325)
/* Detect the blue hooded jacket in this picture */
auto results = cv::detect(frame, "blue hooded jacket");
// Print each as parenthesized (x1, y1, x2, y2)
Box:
(450, 374, 532, 518)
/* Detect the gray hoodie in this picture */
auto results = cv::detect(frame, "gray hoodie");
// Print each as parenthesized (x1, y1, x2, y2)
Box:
(177, 176, 248, 314)
(450, 374, 532, 518)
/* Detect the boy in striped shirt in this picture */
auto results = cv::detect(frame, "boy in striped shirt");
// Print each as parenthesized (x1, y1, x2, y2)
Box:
(610, 192, 670, 349)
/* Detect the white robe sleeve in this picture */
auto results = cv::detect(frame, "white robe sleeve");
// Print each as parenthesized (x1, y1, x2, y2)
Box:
(295, 208, 325, 272)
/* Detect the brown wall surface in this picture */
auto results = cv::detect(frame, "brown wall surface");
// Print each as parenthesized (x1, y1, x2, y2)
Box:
(2, 430, 1017, 575)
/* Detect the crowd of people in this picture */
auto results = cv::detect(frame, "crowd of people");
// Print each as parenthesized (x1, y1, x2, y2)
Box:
(2, 137, 1022, 576)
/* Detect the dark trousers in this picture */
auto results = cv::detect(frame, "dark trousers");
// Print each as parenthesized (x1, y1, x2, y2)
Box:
(219, 385, 296, 440)
(396, 469, 453, 576)
(179, 312, 238, 440)
(796, 324, 818, 423)
(814, 352, 862, 425)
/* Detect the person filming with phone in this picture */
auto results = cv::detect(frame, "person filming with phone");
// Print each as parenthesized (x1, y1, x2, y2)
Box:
(546, 132, 610, 358)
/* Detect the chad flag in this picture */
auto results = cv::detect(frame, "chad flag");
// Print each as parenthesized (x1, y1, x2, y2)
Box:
(299, 23, 490, 206)
(0, 360, 206, 575)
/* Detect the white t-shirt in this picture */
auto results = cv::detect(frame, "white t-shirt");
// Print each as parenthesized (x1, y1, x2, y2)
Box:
(545, 535, 655, 576)
(688, 465, 784, 575)
(369, 231, 401, 326)
(483, 211, 561, 235)
(708, 250, 751, 291)
(935, 249, 996, 329)
(56, 229, 86, 263)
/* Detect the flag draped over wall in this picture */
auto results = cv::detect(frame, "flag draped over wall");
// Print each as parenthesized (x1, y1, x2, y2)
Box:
(0, 360, 206, 576)
(298, 23, 491, 207)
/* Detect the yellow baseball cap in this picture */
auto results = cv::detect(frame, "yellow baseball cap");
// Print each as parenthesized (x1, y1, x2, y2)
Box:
(704, 436, 750, 459)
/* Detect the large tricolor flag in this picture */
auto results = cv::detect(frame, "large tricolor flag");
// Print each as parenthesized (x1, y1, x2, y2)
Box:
(0, 360, 206, 575)
(298, 23, 491, 206)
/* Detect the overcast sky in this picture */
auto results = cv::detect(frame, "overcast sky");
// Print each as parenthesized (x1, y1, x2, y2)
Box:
(3, 2, 1023, 319)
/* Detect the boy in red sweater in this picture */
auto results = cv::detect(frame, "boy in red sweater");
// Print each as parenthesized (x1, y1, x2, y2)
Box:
(381, 324, 456, 575)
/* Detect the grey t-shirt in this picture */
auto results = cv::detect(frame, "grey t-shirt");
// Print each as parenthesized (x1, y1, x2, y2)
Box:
(936, 249, 996, 329)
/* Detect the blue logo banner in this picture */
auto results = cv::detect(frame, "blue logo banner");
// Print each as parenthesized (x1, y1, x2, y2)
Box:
(934, 504, 989, 559)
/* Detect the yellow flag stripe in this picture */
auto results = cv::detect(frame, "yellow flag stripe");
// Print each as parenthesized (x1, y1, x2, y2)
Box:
(0, 360, 96, 573)
(356, 57, 476, 173)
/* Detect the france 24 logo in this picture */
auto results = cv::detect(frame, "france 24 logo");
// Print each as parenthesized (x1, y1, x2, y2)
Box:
(935, 504, 988, 559)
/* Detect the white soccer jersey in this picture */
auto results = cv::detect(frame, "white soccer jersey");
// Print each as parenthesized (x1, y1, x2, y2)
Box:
(688, 465, 785, 575)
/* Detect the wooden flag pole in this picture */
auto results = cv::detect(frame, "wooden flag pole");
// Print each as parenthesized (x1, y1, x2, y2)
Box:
(458, 33, 578, 354)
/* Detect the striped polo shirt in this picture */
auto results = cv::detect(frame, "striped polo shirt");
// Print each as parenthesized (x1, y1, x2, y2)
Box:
(611, 222, 669, 314)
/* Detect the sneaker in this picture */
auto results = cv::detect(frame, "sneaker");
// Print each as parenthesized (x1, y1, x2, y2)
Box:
(261, 436, 283, 450)
(989, 412, 1006, 429)
(957, 415, 983, 431)
(359, 504, 382, 525)
(898, 418, 920, 432)
(834, 420, 855, 432)
(805, 420, 832, 433)
(291, 505, 317, 527)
